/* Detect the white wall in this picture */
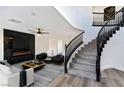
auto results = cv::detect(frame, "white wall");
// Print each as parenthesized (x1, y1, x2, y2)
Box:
(55, 6, 101, 44)
(0, 6, 81, 61)
(48, 36, 75, 56)
(0, 6, 101, 61)
(35, 35, 49, 55)
(0, 28, 3, 60)
(0, 28, 50, 60)
(0, 28, 77, 60)
(101, 27, 124, 71)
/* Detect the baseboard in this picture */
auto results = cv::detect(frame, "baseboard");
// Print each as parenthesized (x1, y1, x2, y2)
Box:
(101, 65, 114, 71)
(101, 64, 124, 72)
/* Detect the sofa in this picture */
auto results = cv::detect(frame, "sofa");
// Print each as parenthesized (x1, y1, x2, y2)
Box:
(36, 53, 47, 62)
(52, 54, 64, 65)
(0, 63, 34, 87)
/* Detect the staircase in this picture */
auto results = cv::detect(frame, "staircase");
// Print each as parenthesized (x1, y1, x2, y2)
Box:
(68, 39, 97, 80)
(64, 7, 124, 81)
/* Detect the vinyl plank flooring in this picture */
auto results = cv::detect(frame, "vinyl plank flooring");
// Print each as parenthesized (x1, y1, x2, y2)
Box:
(50, 68, 124, 87)
(33, 63, 64, 87)
(12, 60, 64, 87)
(71, 77, 81, 87)
(49, 74, 65, 87)
(13, 61, 124, 87)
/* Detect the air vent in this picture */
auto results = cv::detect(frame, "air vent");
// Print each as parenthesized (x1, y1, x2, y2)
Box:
(8, 19, 22, 24)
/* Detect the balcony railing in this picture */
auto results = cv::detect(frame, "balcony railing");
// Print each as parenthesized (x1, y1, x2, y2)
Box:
(92, 11, 123, 26)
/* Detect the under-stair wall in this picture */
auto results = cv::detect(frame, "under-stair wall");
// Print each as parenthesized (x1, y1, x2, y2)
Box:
(101, 27, 124, 71)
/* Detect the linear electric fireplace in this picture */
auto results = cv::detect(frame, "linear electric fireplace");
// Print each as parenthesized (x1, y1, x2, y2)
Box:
(4, 29, 35, 64)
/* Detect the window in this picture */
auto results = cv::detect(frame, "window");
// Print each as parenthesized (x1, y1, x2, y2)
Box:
(57, 40, 63, 54)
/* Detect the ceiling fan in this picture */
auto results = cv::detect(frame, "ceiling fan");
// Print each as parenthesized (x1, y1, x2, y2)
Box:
(28, 27, 50, 35)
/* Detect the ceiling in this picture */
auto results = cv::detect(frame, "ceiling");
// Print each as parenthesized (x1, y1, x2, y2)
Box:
(0, 6, 82, 37)
(55, 6, 92, 30)
(1, 6, 121, 38)
(55, 6, 123, 30)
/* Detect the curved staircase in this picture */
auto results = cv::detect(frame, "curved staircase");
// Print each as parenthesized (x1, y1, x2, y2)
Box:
(68, 39, 97, 80)
(64, 7, 124, 81)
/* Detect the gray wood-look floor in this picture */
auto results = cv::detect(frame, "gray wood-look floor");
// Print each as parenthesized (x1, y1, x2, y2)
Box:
(12, 61, 124, 87)
(49, 68, 124, 87)
(12, 60, 64, 87)
(33, 64, 64, 87)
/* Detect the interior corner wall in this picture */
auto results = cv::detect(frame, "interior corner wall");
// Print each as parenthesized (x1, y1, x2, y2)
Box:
(0, 28, 3, 60)
(101, 27, 124, 72)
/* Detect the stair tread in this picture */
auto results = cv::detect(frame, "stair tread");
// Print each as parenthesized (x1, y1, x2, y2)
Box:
(80, 50, 97, 55)
(68, 39, 97, 80)
(72, 60, 96, 66)
(81, 48, 97, 52)
(74, 57, 96, 62)
(71, 62, 95, 69)
(76, 54, 96, 60)
(68, 68, 96, 80)
(70, 63, 96, 73)
(78, 52, 97, 56)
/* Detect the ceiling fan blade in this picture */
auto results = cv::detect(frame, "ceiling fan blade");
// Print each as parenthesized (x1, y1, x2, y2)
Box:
(41, 32, 50, 34)
(27, 29, 34, 31)
(27, 29, 37, 33)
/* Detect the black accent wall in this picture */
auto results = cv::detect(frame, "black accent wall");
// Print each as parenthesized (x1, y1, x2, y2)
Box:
(4, 29, 35, 64)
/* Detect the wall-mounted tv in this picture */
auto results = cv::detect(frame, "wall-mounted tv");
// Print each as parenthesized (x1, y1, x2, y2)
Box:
(12, 37, 30, 51)
(4, 29, 35, 51)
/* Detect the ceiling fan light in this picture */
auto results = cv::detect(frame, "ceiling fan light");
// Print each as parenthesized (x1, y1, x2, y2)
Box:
(37, 34, 41, 36)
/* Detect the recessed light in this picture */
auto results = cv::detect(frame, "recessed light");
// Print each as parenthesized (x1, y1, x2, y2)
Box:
(31, 12, 36, 16)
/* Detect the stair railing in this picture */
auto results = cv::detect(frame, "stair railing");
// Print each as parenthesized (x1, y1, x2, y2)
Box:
(92, 12, 104, 26)
(96, 7, 124, 81)
(93, 10, 123, 26)
(64, 32, 84, 73)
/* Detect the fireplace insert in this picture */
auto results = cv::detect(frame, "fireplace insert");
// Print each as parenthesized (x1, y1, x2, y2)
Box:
(4, 29, 35, 64)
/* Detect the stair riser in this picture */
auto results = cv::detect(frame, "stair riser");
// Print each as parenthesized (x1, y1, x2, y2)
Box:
(72, 58, 96, 66)
(76, 54, 96, 60)
(87, 42, 96, 45)
(78, 51, 97, 56)
(81, 48, 97, 52)
(70, 63, 96, 72)
(84, 45, 96, 49)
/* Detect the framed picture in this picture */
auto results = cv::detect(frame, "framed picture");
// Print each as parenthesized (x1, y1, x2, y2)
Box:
(104, 6, 115, 21)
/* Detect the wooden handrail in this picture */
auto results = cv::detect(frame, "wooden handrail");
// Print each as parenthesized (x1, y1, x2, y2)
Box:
(64, 31, 84, 73)
(92, 11, 118, 14)
(65, 32, 84, 50)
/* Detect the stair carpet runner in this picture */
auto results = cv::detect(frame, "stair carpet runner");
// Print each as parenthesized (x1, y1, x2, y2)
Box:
(68, 39, 97, 80)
